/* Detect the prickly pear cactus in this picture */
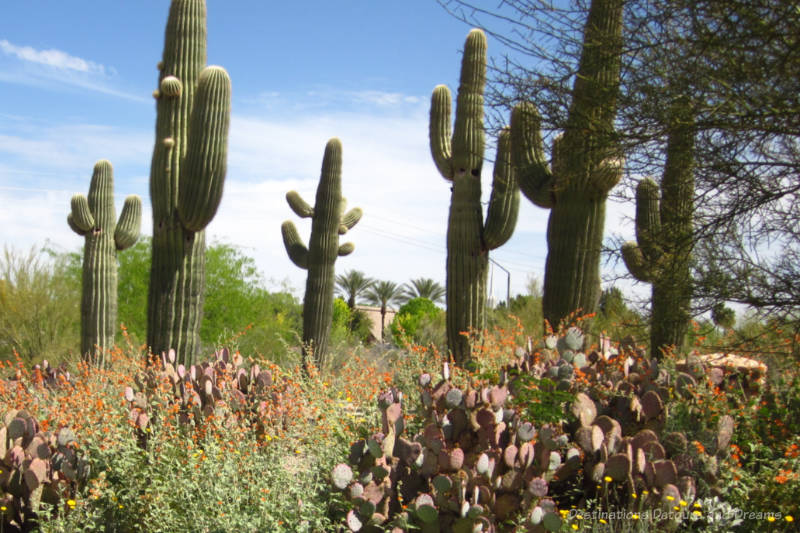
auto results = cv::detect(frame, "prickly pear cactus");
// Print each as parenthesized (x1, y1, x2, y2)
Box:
(333, 329, 731, 532)
(1, 408, 89, 530)
(68, 160, 141, 365)
(511, 0, 624, 334)
(147, 0, 231, 366)
(123, 347, 275, 436)
(622, 103, 695, 358)
(281, 138, 361, 370)
(430, 29, 520, 364)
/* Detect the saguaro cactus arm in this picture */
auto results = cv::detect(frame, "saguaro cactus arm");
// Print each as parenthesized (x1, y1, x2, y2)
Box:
(340, 207, 362, 234)
(621, 177, 662, 283)
(69, 195, 94, 233)
(429, 86, 453, 179)
(510, 102, 556, 208)
(338, 242, 355, 256)
(621, 241, 653, 282)
(483, 128, 520, 250)
(281, 221, 309, 269)
(177, 66, 231, 233)
(114, 196, 143, 251)
(287, 191, 314, 218)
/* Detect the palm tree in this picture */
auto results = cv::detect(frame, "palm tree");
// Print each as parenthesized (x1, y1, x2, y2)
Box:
(335, 270, 373, 309)
(364, 280, 403, 343)
(401, 277, 445, 304)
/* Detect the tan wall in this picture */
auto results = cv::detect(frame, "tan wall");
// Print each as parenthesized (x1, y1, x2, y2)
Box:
(356, 305, 397, 342)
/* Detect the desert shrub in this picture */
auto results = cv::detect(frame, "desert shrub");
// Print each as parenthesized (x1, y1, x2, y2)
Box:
(391, 297, 445, 348)
(0, 333, 394, 532)
(0, 245, 81, 365)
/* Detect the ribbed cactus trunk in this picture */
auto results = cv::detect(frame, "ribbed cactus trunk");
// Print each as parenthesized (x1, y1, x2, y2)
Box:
(511, 0, 623, 334)
(446, 176, 487, 362)
(68, 160, 142, 366)
(623, 103, 695, 357)
(430, 29, 520, 364)
(147, 0, 231, 366)
(542, 196, 607, 330)
(281, 139, 362, 370)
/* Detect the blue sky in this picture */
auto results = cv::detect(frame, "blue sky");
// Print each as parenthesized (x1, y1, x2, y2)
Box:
(0, 0, 635, 303)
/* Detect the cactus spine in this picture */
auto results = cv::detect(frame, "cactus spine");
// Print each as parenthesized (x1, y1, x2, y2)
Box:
(511, 0, 623, 333)
(281, 138, 361, 369)
(147, 0, 231, 365)
(68, 160, 142, 365)
(430, 29, 520, 364)
(622, 103, 695, 357)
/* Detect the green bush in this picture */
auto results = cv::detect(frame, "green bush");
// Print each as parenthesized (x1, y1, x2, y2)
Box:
(63, 238, 303, 361)
(0, 245, 81, 365)
(390, 297, 444, 347)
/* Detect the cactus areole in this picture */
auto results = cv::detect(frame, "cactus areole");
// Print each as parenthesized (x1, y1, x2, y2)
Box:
(146, 0, 231, 365)
(429, 29, 519, 364)
(68, 160, 142, 365)
(281, 139, 361, 370)
(511, 0, 624, 334)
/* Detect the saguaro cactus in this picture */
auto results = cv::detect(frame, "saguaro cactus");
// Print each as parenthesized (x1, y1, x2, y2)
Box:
(147, 0, 231, 365)
(68, 160, 142, 365)
(511, 0, 624, 334)
(281, 138, 361, 369)
(430, 29, 520, 364)
(622, 104, 695, 357)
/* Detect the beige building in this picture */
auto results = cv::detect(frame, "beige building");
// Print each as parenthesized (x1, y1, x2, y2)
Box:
(356, 305, 397, 343)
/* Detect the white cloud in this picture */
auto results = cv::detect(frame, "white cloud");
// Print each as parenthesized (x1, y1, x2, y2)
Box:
(0, 39, 106, 74)
(0, 40, 145, 102)
(1, 92, 645, 302)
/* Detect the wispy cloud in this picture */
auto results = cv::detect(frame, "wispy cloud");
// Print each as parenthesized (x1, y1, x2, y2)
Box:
(0, 39, 145, 102)
(0, 39, 107, 74)
(246, 88, 424, 116)
(0, 88, 638, 300)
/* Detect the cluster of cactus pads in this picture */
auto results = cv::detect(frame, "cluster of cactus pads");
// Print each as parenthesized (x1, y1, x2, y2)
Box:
(2, 404, 87, 532)
(332, 328, 734, 532)
(122, 348, 276, 437)
(281, 139, 362, 369)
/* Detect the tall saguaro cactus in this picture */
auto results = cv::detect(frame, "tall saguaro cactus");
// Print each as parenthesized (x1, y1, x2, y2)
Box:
(622, 105, 695, 357)
(281, 138, 362, 369)
(68, 160, 142, 366)
(511, 0, 624, 333)
(430, 29, 520, 364)
(147, 0, 231, 365)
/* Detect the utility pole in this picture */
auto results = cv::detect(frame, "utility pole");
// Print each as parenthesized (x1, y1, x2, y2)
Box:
(489, 258, 511, 307)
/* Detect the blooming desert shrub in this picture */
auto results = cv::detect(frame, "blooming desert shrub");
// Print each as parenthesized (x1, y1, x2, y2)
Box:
(0, 316, 797, 532)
